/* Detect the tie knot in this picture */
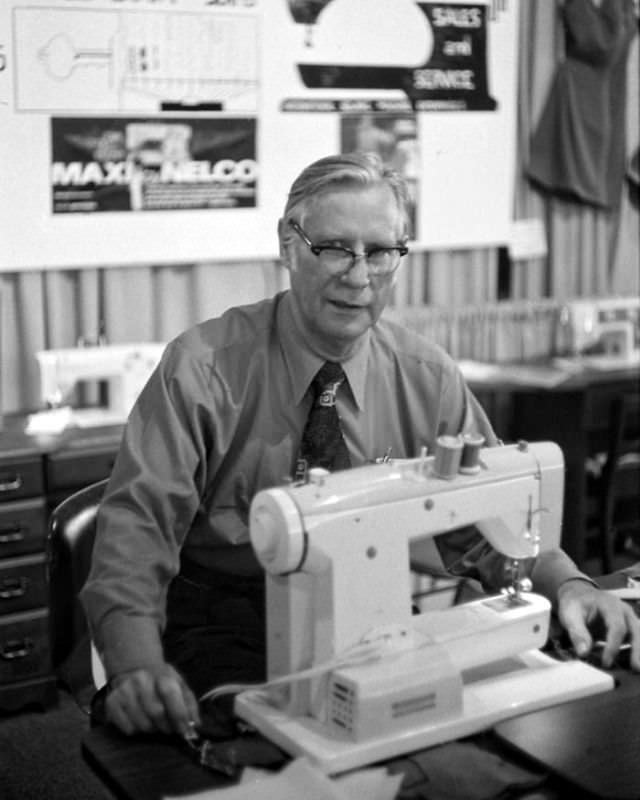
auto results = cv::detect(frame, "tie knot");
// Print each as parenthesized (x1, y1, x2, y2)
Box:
(312, 361, 345, 405)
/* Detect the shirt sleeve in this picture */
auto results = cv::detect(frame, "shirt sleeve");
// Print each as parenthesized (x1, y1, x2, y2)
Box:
(80, 342, 214, 678)
(433, 527, 594, 604)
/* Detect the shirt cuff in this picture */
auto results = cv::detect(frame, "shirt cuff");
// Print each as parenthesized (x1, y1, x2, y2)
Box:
(531, 548, 597, 609)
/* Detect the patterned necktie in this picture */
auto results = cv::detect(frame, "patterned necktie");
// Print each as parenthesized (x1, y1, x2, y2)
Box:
(295, 361, 351, 479)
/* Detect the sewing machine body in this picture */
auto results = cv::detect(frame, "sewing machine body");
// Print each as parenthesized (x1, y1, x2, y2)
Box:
(235, 441, 614, 773)
(556, 297, 640, 363)
(36, 343, 165, 427)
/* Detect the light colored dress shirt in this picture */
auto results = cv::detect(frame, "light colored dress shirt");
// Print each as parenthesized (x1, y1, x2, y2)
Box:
(82, 291, 588, 677)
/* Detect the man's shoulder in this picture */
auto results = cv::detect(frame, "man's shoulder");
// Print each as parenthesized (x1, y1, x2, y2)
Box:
(375, 313, 455, 370)
(169, 293, 282, 362)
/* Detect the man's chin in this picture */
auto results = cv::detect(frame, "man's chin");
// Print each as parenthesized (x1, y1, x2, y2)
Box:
(323, 317, 370, 346)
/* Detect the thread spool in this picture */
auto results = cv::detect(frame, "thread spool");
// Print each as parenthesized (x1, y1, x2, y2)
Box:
(433, 435, 463, 479)
(459, 433, 485, 474)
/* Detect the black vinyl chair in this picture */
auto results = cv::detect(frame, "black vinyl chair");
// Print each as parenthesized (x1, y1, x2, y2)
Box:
(590, 392, 640, 574)
(48, 478, 109, 692)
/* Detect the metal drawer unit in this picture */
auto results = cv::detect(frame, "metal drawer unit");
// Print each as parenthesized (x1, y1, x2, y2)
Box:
(0, 421, 121, 712)
(0, 442, 57, 711)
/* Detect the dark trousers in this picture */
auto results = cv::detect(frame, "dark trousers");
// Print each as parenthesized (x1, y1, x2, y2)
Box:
(162, 560, 266, 730)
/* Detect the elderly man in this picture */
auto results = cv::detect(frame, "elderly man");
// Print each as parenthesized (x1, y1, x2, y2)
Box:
(82, 152, 640, 738)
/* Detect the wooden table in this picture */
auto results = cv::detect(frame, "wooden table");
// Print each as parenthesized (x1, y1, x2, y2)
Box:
(81, 570, 640, 800)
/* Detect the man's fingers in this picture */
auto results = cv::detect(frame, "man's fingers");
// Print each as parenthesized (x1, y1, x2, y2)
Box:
(558, 582, 640, 669)
(558, 598, 593, 657)
(106, 677, 157, 734)
(105, 668, 198, 736)
(183, 684, 202, 730)
(623, 605, 640, 671)
(598, 607, 627, 668)
(137, 678, 174, 735)
(104, 693, 136, 736)
(156, 673, 200, 736)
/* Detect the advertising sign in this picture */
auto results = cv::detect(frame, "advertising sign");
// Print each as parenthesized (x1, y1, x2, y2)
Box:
(0, 0, 518, 270)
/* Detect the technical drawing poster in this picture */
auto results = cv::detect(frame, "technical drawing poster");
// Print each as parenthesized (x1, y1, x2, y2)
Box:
(14, 4, 259, 113)
(0, 0, 518, 270)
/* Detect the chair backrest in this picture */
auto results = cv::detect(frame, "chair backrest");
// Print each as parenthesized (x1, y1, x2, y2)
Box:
(598, 391, 640, 572)
(48, 478, 109, 686)
(602, 392, 640, 494)
(606, 391, 640, 467)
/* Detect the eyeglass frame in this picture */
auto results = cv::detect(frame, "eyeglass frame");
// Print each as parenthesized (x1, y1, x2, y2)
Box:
(287, 218, 409, 277)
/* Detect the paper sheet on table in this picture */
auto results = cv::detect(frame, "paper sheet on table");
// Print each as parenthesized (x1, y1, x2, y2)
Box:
(25, 406, 73, 435)
(458, 360, 572, 388)
(554, 353, 640, 371)
(164, 757, 402, 800)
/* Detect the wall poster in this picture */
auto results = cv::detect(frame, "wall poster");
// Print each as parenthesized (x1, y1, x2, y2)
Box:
(0, 0, 518, 270)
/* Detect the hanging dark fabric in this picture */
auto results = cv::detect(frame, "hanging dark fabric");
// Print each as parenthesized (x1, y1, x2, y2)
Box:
(527, 0, 638, 210)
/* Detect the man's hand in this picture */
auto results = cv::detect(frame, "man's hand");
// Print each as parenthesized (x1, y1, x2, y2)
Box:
(557, 579, 640, 670)
(105, 663, 201, 737)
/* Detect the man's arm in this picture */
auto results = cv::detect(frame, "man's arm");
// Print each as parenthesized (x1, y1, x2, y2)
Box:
(435, 529, 640, 670)
(81, 344, 213, 734)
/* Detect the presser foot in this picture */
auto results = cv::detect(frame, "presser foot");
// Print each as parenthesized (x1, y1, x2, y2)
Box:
(502, 559, 533, 604)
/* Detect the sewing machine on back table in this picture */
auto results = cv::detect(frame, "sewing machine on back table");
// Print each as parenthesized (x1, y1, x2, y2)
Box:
(35, 343, 165, 428)
(235, 440, 614, 774)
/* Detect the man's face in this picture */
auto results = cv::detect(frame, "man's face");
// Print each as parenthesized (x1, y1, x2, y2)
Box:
(281, 183, 406, 358)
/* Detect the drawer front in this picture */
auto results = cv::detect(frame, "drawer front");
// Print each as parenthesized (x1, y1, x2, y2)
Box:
(0, 554, 48, 615)
(0, 457, 44, 501)
(46, 448, 116, 492)
(0, 609, 50, 683)
(0, 499, 47, 558)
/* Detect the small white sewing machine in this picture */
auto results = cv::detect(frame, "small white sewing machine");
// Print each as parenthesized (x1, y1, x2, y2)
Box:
(555, 297, 640, 365)
(35, 343, 165, 428)
(235, 440, 614, 774)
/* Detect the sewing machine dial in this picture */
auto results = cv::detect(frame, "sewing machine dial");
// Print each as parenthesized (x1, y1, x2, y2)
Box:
(250, 488, 305, 574)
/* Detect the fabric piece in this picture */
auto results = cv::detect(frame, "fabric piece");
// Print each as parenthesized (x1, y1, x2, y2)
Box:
(296, 361, 351, 478)
(527, 0, 638, 209)
(385, 740, 547, 800)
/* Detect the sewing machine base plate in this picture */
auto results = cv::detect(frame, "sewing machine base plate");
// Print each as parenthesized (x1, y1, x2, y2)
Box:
(235, 650, 614, 775)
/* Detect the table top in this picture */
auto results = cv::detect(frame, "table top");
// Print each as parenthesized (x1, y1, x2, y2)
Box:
(82, 573, 640, 800)
(0, 413, 123, 456)
(494, 669, 640, 800)
(83, 666, 640, 800)
(460, 357, 640, 393)
(83, 726, 231, 800)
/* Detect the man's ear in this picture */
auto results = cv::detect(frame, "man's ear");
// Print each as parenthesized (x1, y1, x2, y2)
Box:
(277, 217, 291, 268)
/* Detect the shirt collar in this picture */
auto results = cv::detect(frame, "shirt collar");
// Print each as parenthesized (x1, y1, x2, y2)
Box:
(277, 292, 369, 410)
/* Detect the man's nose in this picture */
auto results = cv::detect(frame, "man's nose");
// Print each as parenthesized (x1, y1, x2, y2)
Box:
(340, 253, 371, 287)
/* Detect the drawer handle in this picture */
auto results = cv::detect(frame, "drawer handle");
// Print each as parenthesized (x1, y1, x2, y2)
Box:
(0, 527, 25, 544)
(0, 576, 29, 599)
(0, 476, 23, 493)
(0, 637, 33, 660)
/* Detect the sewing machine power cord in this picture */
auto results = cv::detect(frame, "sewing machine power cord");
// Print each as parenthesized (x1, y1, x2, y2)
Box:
(198, 634, 413, 706)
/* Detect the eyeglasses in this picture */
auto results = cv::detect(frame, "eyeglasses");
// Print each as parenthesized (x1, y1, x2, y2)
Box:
(288, 219, 408, 277)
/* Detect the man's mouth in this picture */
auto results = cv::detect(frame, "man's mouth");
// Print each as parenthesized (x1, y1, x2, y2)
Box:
(329, 298, 366, 311)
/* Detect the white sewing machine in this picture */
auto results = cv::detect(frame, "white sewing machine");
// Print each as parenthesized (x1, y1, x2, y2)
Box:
(235, 441, 614, 774)
(35, 343, 165, 428)
(555, 297, 640, 366)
